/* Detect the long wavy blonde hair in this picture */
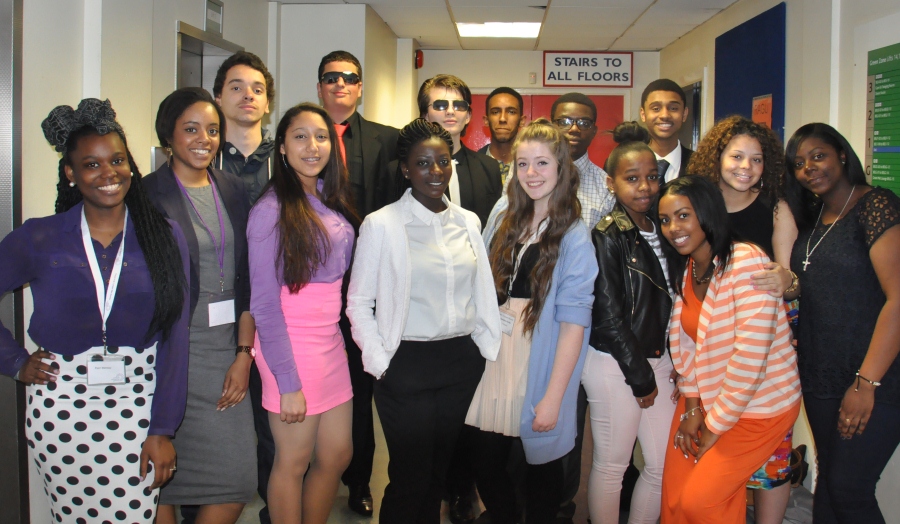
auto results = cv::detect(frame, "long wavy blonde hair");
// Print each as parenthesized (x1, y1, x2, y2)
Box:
(489, 118, 581, 335)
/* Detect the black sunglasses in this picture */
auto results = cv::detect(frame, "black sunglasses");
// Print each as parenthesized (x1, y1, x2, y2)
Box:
(554, 117, 595, 130)
(320, 71, 361, 85)
(431, 99, 470, 112)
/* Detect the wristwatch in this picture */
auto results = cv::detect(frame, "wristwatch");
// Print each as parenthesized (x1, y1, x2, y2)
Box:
(235, 345, 256, 358)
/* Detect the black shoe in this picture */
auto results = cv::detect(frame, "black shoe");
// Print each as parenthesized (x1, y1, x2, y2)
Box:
(348, 484, 374, 517)
(449, 493, 477, 524)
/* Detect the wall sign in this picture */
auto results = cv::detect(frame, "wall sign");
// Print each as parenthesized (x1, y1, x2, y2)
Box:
(543, 51, 633, 88)
(205, 0, 224, 36)
(866, 41, 900, 196)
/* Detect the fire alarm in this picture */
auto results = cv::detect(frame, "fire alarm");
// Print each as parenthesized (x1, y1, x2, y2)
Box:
(415, 50, 424, 69)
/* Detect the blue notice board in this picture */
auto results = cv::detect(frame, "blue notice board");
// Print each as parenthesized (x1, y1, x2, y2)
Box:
(714, 3, 786, 140)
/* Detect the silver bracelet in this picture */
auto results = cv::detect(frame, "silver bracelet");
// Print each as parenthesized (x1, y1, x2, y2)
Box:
(680, 406, 703, 421)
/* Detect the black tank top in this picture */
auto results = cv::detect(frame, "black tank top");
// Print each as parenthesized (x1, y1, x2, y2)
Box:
(728, 196, 774, 259)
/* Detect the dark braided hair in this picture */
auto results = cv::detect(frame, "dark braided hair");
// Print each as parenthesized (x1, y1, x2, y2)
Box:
(390, 119, 453, 201)
(43, 99, 186, 342)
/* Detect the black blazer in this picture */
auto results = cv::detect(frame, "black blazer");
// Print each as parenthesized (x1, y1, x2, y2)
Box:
(345, 111, 400, 218)
(452, 145, 503, 228)
(679, 144, 694, 177)
(143, 166, 252, 336)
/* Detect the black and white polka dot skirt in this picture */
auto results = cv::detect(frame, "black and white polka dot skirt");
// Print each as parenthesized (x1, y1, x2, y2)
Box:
(26, 344, 160, 523)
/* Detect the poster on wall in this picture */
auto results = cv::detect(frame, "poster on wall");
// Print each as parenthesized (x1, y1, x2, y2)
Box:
(752, 94, 773, 128)
(867, 42, 900, 196)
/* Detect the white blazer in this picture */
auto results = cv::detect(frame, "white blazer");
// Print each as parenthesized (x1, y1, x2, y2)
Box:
(347, 189, 502, 378)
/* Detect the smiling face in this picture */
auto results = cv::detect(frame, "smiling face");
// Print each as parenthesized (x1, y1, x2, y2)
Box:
(553, 102, 596, 160)
(718, 134, 764, 194)
(169, 101, 220, 175)
(65, 132, 132, 213)
(658, 193, 710, 261)
(484, 93, 522, 144)
(280, 110, 332, 191)
(640, 90, 687, 141)
(403, 136, 452, 212)
(316, 60, 362, 117)
(609, 149, 660, 218)
(791, 137, 848, 197)
(215, 64, 270, 129)
(516, 140, 560, 215)
(424, 86, 471, 140)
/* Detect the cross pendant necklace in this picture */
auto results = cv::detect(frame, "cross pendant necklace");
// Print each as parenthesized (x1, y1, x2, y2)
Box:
(803, 185, 855, 271)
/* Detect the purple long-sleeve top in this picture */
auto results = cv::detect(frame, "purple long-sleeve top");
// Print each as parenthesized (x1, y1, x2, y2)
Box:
(248, 184, 354, 394)
(0, 202, 191, 437)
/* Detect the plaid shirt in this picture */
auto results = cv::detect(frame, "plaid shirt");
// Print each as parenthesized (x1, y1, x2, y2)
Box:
(574, 154, 614, 230)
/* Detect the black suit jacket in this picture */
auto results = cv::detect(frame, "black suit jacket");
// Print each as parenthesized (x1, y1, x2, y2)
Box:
(143, 166, 251, 335)
(679, 144, 694, 177)
(453, 145, 503, 228)
(345, 111, 400, 218)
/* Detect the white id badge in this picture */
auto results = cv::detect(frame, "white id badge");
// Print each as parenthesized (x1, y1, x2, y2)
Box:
(87, 354, 127, 385)
(499, 309, 515, 336)
(209, 291, 236, 327)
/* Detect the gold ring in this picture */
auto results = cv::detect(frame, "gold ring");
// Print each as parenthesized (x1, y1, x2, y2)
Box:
(846, 418, 851, 424)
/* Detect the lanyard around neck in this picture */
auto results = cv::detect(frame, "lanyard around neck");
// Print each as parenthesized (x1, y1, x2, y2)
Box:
(81, 207, 128, 353)
(174, 169, 227, 291)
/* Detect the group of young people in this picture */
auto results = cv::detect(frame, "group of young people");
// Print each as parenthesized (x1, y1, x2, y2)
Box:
(0, 47, 898, 524)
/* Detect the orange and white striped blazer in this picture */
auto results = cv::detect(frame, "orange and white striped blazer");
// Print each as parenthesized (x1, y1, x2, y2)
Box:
(670, 242, 801, 435)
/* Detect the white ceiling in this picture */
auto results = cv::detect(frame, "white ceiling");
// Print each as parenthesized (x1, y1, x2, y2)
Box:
(276, 0, 738, 51)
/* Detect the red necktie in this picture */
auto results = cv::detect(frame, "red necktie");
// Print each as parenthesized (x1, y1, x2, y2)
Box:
(334, 123, 348, 166)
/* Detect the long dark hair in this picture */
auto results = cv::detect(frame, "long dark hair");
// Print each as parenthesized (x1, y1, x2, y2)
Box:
(658, 175, 734, 297)
(783, 123, 868, 230)
(491, 118, 581, 335)
(55, 127, 186, 342)
(265, 102, 360, 293)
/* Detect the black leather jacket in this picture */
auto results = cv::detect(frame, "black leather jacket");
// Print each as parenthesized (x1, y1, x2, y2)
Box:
(590, 204, 673, 397)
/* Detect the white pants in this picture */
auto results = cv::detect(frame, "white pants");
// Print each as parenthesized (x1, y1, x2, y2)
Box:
(581, 349, 676, 524)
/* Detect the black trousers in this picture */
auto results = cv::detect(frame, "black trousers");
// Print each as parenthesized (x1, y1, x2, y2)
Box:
(374, 336, 485, 524)
(340, 314, 376, 488)
(558, 383, 588, 519)
(804, 394, 900, 524)
(473, 429, 565, 524)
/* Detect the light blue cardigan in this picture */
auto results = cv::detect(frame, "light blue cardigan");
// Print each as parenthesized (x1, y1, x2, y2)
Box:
(485, 203, 598, 464)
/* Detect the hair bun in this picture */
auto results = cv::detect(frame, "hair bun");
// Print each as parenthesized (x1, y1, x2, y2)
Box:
(612, 121, 650, 146)
(41, 98, 122, 153)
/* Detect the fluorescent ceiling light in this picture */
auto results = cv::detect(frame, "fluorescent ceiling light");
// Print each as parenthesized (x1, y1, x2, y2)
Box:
(456, 22, 541, 38)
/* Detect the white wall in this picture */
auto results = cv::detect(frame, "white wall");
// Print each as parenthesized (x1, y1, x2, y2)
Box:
(275, 4, 407, 128)
(416, 50, 660, 122)
(363, 6, 399, 127)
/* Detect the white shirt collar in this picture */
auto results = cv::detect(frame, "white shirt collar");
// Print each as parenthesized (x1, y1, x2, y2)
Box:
(404, 188, 452, 226)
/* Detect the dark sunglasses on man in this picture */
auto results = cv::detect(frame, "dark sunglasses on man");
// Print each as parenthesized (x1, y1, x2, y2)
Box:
(554, 116, 594, 130)
(431, 99, 470, 112)
(320, 71, 361, 85)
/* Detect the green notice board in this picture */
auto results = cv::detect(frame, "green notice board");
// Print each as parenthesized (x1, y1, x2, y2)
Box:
(867, 42, 900, 196)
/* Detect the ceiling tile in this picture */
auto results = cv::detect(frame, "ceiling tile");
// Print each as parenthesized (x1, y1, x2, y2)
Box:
(452, 6, 545, 23)
(608, 35, 678, 51)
